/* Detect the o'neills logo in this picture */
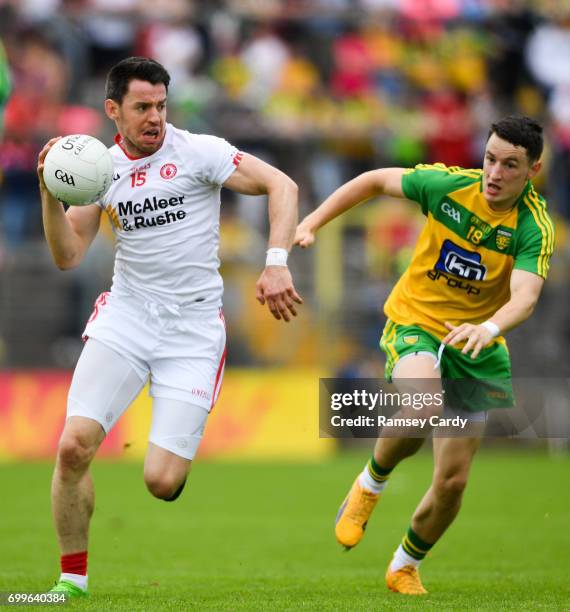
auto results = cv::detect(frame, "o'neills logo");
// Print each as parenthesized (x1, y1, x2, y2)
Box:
(116, 195, 186, 231)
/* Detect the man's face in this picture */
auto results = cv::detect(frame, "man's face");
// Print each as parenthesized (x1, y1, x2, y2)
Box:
(482, 133, 541, 209)
(105, 79, 167, 156)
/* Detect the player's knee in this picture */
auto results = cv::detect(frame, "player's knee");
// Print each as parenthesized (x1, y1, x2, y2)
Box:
(144, 472, 186, 501)
(57, 434, 97, 473)
(433, 472, 468, 504)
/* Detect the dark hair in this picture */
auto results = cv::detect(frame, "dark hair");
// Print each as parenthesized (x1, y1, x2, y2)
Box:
(105, 57, 170, 103)
(488, 115, 543, 163)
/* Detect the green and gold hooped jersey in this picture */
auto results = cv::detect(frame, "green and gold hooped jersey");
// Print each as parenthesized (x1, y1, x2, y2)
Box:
(384, 163, 554, 341)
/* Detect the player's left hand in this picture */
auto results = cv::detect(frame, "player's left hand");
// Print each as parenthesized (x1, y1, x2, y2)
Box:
(442, 321, 494, 359)
(256, 266, 303, 322)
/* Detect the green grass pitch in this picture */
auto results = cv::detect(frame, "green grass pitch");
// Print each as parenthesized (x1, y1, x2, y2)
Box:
(0, 448, 569, 610)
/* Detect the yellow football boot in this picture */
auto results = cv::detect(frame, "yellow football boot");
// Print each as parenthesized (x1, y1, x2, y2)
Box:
(334, 477, 380, 549)
(385, 563, 427, 595)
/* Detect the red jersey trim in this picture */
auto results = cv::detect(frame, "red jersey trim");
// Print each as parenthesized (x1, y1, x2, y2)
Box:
(210, 309, 227, 410)
(114, 133, 165, 161)
(232, 151, 244, 167)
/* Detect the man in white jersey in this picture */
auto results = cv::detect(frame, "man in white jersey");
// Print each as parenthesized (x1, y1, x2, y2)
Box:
(38, 57, 303, 598)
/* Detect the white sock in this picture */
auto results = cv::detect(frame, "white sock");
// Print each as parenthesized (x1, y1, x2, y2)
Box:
(390, 544, 421, 571)
(60, 573, 88, 591)
(358, 464, 388, 494)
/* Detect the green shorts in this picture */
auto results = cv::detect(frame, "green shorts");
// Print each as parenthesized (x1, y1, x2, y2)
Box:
(380, 319, 513, 413)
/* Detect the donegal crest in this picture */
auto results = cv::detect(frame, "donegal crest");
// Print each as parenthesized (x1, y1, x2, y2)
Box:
(403, 335, 419, 345)
(495, 228, 512, 251)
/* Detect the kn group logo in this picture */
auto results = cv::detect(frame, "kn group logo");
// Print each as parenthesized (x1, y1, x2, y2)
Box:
(435, 239, 487, 281)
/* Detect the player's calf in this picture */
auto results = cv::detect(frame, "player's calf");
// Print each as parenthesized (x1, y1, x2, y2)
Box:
(432, 472, 468, 511)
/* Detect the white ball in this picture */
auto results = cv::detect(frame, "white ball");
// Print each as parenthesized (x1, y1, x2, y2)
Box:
(43, 134, 114, 206)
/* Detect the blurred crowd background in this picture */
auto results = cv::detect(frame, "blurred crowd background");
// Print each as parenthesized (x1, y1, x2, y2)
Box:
(0, 0, 569, 378)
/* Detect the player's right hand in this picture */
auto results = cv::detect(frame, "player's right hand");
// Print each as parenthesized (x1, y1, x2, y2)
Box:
(37, 137, 62, 190)
(256, 266, 303, 322)
(294, 220, 316, 248)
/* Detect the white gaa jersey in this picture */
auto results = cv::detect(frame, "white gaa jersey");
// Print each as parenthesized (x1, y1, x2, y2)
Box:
(99, 123, 241, 307)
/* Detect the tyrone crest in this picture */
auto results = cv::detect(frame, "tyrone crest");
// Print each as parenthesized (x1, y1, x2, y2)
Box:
(160, 163, 177, 180)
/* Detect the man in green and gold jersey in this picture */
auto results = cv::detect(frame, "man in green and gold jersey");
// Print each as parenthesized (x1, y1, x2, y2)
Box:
(295, 116, 554, 595)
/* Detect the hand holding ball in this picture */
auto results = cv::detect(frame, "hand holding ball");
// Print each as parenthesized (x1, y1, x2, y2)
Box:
(43, 135, 114, 206)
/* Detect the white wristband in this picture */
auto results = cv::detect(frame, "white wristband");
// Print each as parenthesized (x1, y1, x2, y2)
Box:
(481, 320, 500, 337)
(265, 248, 288, 267)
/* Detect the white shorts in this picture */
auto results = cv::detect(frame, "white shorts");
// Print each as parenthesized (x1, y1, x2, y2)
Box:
(66, 291, 227, 459)
(83, 291, 226, 410)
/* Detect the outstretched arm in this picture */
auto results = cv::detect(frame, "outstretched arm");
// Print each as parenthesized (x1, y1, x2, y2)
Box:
(295, 167, 406, 248)
(223, 153, 303, 322)
(443, 269, 545, 358)
(38, 137, 101, 270)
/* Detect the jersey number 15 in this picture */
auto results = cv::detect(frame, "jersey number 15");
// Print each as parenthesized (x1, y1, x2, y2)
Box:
(131, 171, 147, 187)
